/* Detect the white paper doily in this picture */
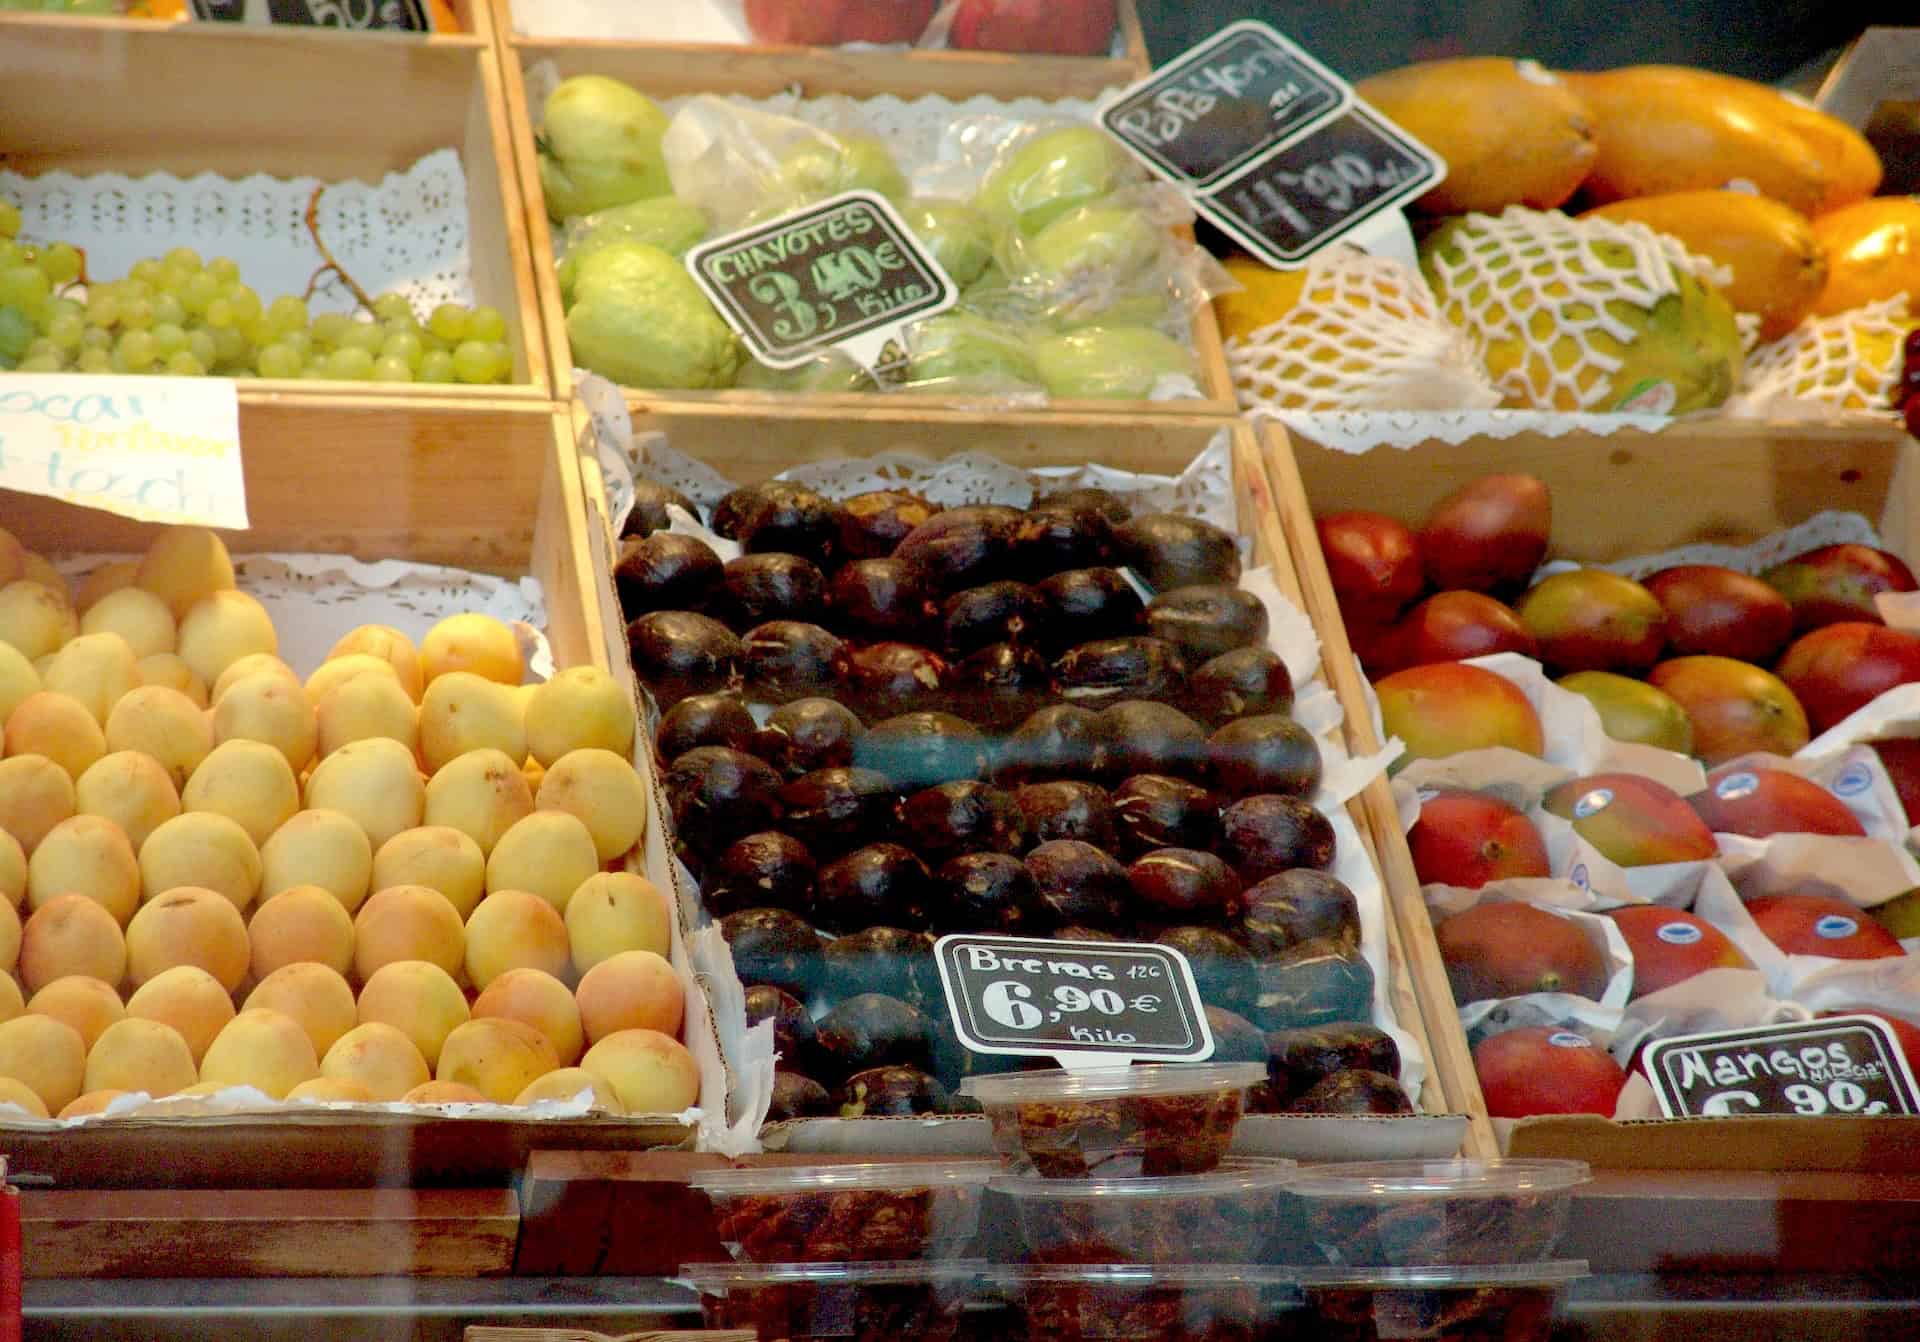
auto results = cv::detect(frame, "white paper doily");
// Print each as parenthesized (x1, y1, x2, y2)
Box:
(1536, 510, 1884, 583)
(1267, 408, 1679, 455)
(2, 149, 476, 315)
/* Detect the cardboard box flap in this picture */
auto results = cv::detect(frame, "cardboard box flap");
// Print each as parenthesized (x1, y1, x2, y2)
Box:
(1507, 1112, 1920, 1173)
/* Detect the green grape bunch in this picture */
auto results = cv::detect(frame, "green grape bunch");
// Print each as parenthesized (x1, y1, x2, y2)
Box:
(0, 197, 514, 383)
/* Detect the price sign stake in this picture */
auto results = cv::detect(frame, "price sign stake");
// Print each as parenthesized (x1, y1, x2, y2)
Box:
(685, 190, 958, 384)
(1643, 1015, 1920, 1119)
(935, 933, 1214, 1070)
(1100, 20, 1446, 270)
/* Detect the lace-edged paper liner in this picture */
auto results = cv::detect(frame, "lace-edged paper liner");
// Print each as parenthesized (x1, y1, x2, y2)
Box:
(585, 390, 1424, 1114)
(1, 148, 477, 315)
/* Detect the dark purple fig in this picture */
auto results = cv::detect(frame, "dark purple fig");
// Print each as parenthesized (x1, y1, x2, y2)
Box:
(1095, 700, 1207, 781)
(1286, 1070, 1413, 1115)
(1242, 869, 1359, 954)
(1014, 781, 1118, 849)
(811, 842, 932, 932)
(1113, 774, 1220, 856)
(835, 641, 947, 718)
(718, 553, 826, 628)
(741, 620, 842, 701)
(1014, 502, 1113, 573)
(946, 642, 1052, 731)
(615, 531, 722, 614)
(838, 489, 940, 561)
(719, 908, 825, 999)
(1146, 584, 1269, 664)
(899, 781, 1025, 865)
(745, 985, 818, 1072)
(826, 559, 937, 643)
(627, 611, 741, 707)
(1263, 1023, 1401, 1110)
(835, 1064, 949, 1117)
(620, 478, 698, 539)
(1128, 847, 1242, 922)
(996, 704, 1103, 782)
(705, 831, 817, 918)
(757, 698, 865, 779)
(933, 852, 1042, 934)
(1033, 486, 1132, 524)
(941, 581, 1044, 657)
(777, 766, 899, 857)
(713, 481, 842, 563)
(1221, 795, 1337, 882)
(767, 1070, 834, 1121)
(1052, 636, 1188, 708)
(1207, 715, 1321, 798)
(665, 746, 782, 856)
(1157, 925, 1258, 1016)
(656, 692, 757, 762)
(1035, 567, 1146, 650)
(1251, 938, 1374, 1032)
(893, 505, 1022, 591)
(1206, 1006, 1270, 1066)
(1116, 513, 1242, 591)
(1185, 646, 1294, 724)
(1026, 839, 1130, 930)
(817, 995, 933, 1076)
(823, 926, 937, 1008)
(1054, 925, 1121, 943)
(852, 712, 988, 790)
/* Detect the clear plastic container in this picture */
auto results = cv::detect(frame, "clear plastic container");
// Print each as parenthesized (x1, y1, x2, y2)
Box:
(1296, 1261, 1589, 1341)
(681, 1259, 984, 1342)
(984, 1263, 1300, 1342)
(990, 1159, 1300, 1265)
(1287, 1159, 1592, 1267)
(688, 1160, 999, 1262)
(960, 1062, 1266, 1178)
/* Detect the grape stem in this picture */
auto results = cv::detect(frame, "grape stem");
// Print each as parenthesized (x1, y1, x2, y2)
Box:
(302, 185, 377, 313)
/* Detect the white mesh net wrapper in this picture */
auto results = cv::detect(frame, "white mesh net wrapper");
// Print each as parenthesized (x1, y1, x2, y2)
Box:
(1226, 248, 1501, 414)
(1738, 296, 1912, 413)
(1422, 207, 1730, 412)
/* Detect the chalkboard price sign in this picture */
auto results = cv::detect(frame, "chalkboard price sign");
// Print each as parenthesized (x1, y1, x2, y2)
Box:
(686, 191, 957, 372)
(190, 0, 430, 29)
(1204, 106, 1442, 265)
(1100, 21, 1349, 191)
(1643, 1015, 1920, 1120)
(935, 933, 1215, 1068)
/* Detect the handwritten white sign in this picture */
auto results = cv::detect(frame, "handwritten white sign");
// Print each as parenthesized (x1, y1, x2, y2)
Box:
(0, 375, 248, 530)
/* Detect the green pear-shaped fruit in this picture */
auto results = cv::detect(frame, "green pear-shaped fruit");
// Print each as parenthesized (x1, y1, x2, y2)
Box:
(1030, 324, 1197, 400)
(560, 196, 711, 304)
(735, 350, 873, 393)
(906, 313, 1040, 392)
(976, 126, 1133, 236)
(902, 199, 994, 288)
(763, 134, 909, 213)
(565, 243, 740, 389)
(538, 75, 672, 221)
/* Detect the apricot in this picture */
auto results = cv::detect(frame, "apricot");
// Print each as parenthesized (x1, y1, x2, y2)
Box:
(75, 559, 139, 614)
(463, 890, 569, 990)
(138, 811, 261, 912)
(104, 685, 211, 790)
(564, 872, 673, 972)
(575, 950, 684, 1046)
(80, 587, 177, 660)
(420, 613, 522, 687)
(6, 691, 106, 780)
(315, 673, 418, 759)
(83, 1018, 196, 1098)
(213, 673, 318, 773)
(248, 884, 356, 980)
(74, 751, 180, 852)
(472, 967, 584, 1066)
(181, 739, 299, 846)
(303, 654, 400, 710)
(321, 1021, 429, 1101)
(524, 666, 635, 765)
(579, 1028, 700, 1115)
(124, 885, 250, 990)
(0, 579, 78, 662)
(125, 965, 235, 1067)
(198, 1008, 320, 1100)
(536, 748, 648, 863)
(258, 809, 372, 912)
(485, 811, 598, 913)
(515, 1066, 622, 1113)
(135, 527, 235, 619)
(0, 754, 75, 854)
(371, 827, 486, 919)
(0, 1013, 86, 1113)
(19, 893, 126, 994)
(136, 653, 208, 706)
(303, 737, 426, 850)
(353, 885, 465, 982)
(422, 748, 533, 854)
(28, 975, 126, 1051)
(212, 653, 299, 706)
(0, 641, 40, 724)
(327, 625, 424, 703)
(0, 1076, 49, 1118)
(27, 814, 140, 924)
(175, 589, 278, 688)
(355, 960, 468, 1069)
(402, 1080, 488, 1106)
(435, 1016, 558, 1104)
(41, 633, 141, 726)
(285, 1076, 375, 1104)
(244, 963, 357, 1058)
(420, 671, 527, 772)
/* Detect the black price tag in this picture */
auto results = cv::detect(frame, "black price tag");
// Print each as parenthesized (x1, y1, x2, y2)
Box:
(1643, 1015, 1920, 1120)
(1100, 21, 1349, 191)
(685, 191, 957, 374)
(935, 933, 1214, 1068)
(190, 0, 430, 28)
(1202, 106, 1442, 265)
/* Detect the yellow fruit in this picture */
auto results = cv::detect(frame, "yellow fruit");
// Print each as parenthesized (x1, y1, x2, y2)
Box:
(1357, 58, 1596, 214)
(0, 975, 20, 1024)
(75, 560, 139, 615)
(321, 1021, 430, 1101)
(1561, 66, 1879, 216)
(524, 667, 635, 764)
(248, 883, 357, 980)
(355, 960, 468, 1069)
(327, 625, 424, 703)
(1810, 197, 1920, 317)
(285, 1076, 375, 1104)
(0, 580, 78, 662)
(472, 967, 585, 1066)
(7, 691, 107, 781)
(535, 749, 649, 864)
(574, 949, 684, 1046)
(1584, 191, 1828, 340)
(198, 1008, 319, 1100)
(135, 528, 235, 620)
(125, 965, 234, 1067)
(0, 1076, 49, 1118)
(421, 613, 523, 687)
(136, 654, 208, 707)
(579, 1027, 699, 1115)
(124, 885, 250, 991)
(212, 654, 299, 706)
(353, 884, 465, 982)
(315, 672, 418, 760)
(0, 830, 22, 909)
(20, 893, 126, 994)
(83, 1017, 197, 1098)
(27, 814, 140, 924)
(18, 554, 66, 603)
(0, 641, 41, 726)
(435, 1016, 558, 1104)
(41, 633, 141, 727)
(213, 672, 318, 773)
(402, 1080, 488, 1106)
(138, 811, 261, 912)
(0, 754, 76, 854)
(370, 827, 486, 919)
(58, 1089, 129, 1120)
(258, 809, 372, 912)
(80, 588, 176, 661)
(302, 737, 426, 850)
(181, 739, 299, 847)
(564, 871, 673, 972)
(515, 1066, 622, 1113)
(244, 962, 358, 1059)
(0, 1014, 85, 1114)
(175, 590, 278, 690)
(422, 748, 534, 854)
(303, 654, 400, 710)
(74, 751, 180, 852)
(104, 685, 211, 790)
(420, 671, 527, 772)
(1212, 258, 1309, 346)
(29, 974, 127, 1051)
(463, 889, 570, 990)
(484, 811, 599, 913)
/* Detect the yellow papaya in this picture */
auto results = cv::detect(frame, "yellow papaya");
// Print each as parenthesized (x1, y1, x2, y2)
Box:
(1810, 197, 1920, 317)
(1583, 190, 1827, 339)
(1560, 66, 1879, 218)
(1356, 58, 1597, 214)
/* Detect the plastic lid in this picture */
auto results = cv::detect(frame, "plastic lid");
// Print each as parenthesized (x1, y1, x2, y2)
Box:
(681, 1259, 988, 1288)
(1287, 1158, 1592, 1199)
(989, 1157, 1298, 1200)
(985, 1264, 1299, 1289)
(959, 1062, 1267, 1104)
(1296, 1260, 1590, 1289)
(690, 1160, 1001, 1196)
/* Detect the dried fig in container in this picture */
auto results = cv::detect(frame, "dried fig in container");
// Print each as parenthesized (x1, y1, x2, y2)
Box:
(706, 830, 817, 918)
(1026, 838, 1131, 931)
(1222, 796, 1337, 882)
(812, 843, 933, 933)
(988, 1160, 1299, 1266)
(1035, 567, 1145, 650)
(836, 1064, 952, 1117)
(778, 766, 900, 857)
(829, 559, 939, 643)
(1146, 584, 1269, 664)
(1113, 774, 1221, 856)
(900, 780, 1025, 865)
(742, 620, 843, 701)
(1015, 781, 1118, 849)
(758, 698, 865, 778)
(852, 712, 989, 790)
(720, 907, 825, 1000)
(656, 691, 757, 761)
(1208, 715, 1322, 798)
(1291, 1159, 1591, 1269)
(690, 1160, 998, 1262)
(665, 746, 782, 857)
(960, 1062, 1266, 1178)
(942, 581, 1045, 657)
(719, 553, 828, 628)
(620, 477, 697, 539)
(683, 1260, 984, 1342)
(840, 489, 941, 560)
(615, 531, 722, 613)
(933, 852, 1043, 934)
(1186, 646, 1295, 724)
(1116, 514, 1242, 591)
(836, 642, 949, 719)
(817, 992, 934, 1077)
(628, 611, 741, 707)
(713, 481, 843, 563)
(998, 704, 1104, 782)
(1296, 1262, 1589, 1342)
(894, 505, 1023, 591)
(824, 926, 938, 1009)
(1053, 636, 1188, 709)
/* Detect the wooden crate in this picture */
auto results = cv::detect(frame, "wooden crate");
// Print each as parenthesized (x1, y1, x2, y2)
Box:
(496, 41, 1239, 417)
(0, 19, 550, 400)
(0, 0, 497, 39)
(1259, 416, 1920, 1165)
